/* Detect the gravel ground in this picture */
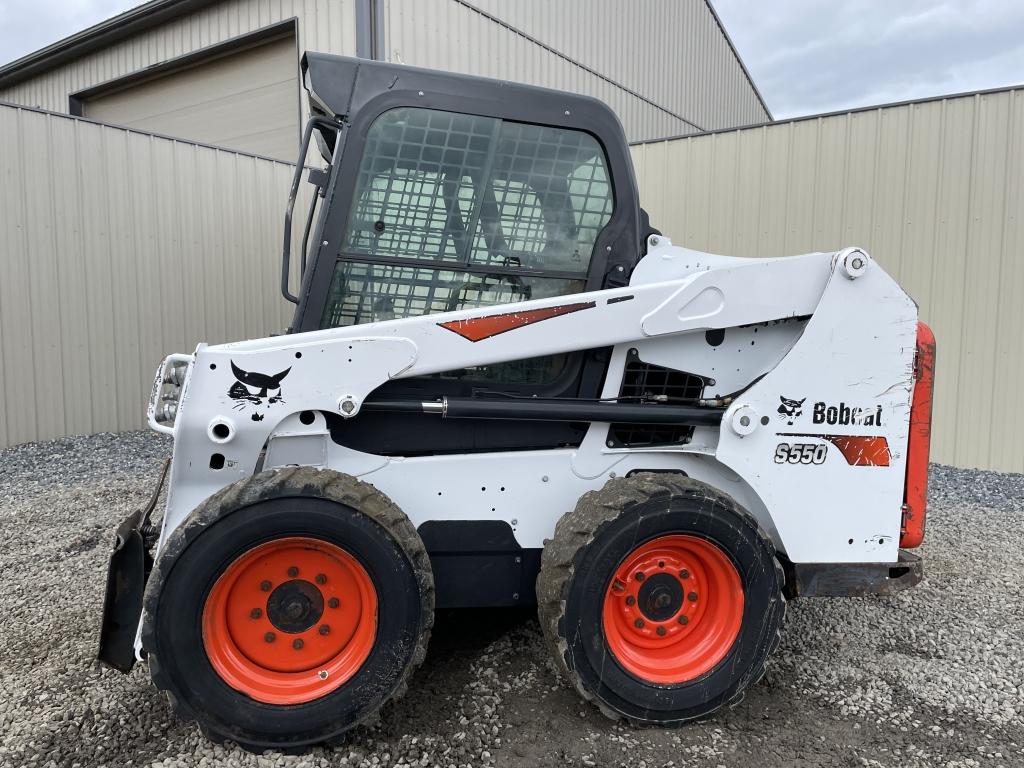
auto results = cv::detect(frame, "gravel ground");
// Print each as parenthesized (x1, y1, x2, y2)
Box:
(0, 431, 1021, 768)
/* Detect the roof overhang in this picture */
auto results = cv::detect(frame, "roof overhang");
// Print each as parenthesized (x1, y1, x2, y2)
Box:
(0, 0, 217, 90)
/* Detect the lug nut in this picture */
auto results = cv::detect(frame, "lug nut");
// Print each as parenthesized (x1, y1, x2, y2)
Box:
(287, 566, 299, 577)
(293, 638, 304, 650)
(634, 618, 645, 628)
(679, 570, 689, 579)
(328, 597, 340, 609)
(678, 615, 689, 625)
(315, 573, 327, 585)
(634, 572, 645, 582)
(260, 580, 272, 592)
(656, 626, 667, 636)
(250, 608, 262, 619)
(264, 631, 275, 643)
(625, 596, 636, 606)
(319, 624, 330, 636)
(318, 670, 329, 680)
(688, 591, 698, 602)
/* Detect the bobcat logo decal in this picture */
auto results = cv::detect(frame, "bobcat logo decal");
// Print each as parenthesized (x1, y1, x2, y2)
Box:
(228, 361, 290, 422)
(777, 396, 806, 426)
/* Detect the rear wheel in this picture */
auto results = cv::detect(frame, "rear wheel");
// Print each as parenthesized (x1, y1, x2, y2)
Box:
(142, 467, 433, 752)
(537, 473, 784, 724)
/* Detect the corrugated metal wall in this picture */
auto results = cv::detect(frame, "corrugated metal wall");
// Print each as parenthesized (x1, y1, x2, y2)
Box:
(0, 0, 767, 145)
(465, 0, 768, 132)
(2, 91, 1021, 472)
(0, 103, 306, 448)
(0, 0, 356, 111)
(630, 88, 1024, 472)
(381, 0, 768, 141)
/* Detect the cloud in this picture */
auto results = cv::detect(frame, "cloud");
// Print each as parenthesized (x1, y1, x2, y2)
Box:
(713, 0, 1024, 118)
(0, 0, 139, 66)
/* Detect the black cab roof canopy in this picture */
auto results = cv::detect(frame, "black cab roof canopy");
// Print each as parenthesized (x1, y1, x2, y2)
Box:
(303, 51, 630, 139)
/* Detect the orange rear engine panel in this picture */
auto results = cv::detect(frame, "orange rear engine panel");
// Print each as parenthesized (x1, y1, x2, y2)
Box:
(901, 322, 935, 548)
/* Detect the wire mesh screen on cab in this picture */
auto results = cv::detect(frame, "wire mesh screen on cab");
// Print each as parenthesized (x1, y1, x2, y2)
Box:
(319, 106, 612, 386)
(338, 107, 612, 273)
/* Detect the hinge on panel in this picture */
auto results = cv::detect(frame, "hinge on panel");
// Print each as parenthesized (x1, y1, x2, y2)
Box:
(604, 264, 629, 288)
(307, 167, 329, 195)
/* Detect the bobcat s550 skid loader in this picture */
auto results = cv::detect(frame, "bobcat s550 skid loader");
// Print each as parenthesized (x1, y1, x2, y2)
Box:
(98, 53, 935, 752)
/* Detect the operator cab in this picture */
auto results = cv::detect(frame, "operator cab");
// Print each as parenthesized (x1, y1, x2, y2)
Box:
(283, 53, 656, 454)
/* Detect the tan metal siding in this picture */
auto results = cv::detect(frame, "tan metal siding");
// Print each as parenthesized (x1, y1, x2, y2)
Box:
(83, 34, 299, 160)
(381, 0, 767, 142)
(0, 104, 308, 448)
(0, 0, 761, 146)
(466, 0, 768, 132)
(0, 0, 356, 113)
(631, 88, 1024, 472)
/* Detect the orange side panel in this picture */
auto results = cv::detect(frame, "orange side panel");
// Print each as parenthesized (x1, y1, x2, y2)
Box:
(901, 322, 936, 548)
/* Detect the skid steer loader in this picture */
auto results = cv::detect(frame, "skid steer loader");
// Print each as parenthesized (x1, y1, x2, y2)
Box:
(97, 53, 935, 752)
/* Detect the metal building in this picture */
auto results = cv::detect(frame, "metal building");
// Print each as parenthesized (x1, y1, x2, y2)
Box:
(0, 0, 768, 452)
(1, 2, 1019, 477)
(630, 86, 1024, 473)
(0, 0, 769, 159)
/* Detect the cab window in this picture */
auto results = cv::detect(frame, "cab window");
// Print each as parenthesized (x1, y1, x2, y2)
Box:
(321, 107, 614, 385)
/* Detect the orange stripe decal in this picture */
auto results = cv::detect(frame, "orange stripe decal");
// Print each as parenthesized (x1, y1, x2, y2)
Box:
(780, 433, 891, 466)
(822, 435, 891, 466)
(438, 301, 596, 342)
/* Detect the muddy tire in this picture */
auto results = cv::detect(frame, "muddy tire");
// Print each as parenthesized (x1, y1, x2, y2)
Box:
(537, 472, 785, 725)
(141, 467, 433, 753)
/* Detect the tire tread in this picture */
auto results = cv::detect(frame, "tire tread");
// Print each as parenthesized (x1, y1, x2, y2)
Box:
(141, 467, 434, 752)
(536, 472, 785, 725)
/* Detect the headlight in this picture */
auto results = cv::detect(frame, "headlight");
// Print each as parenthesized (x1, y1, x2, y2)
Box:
(151, 358, 191, 428)
(155, 401, 178, 424)
(163, 362, 187, 387)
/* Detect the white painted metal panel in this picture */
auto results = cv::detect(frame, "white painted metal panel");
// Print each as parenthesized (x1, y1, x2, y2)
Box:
(631, 87, 1024, 472)
(155, 242, 918, 567)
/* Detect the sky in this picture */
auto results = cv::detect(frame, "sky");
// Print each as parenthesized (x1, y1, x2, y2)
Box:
(0, 0, 139, 62)
(0, 1, 1022, 119)
(713, 0, 1024, 118)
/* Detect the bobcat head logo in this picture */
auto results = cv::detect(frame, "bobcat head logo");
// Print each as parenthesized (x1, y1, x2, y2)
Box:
(777, 396, 806, 426)
(228, 361, 290, 421)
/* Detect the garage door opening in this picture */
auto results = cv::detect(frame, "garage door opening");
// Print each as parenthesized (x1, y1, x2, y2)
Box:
(76, 28, 300, 161)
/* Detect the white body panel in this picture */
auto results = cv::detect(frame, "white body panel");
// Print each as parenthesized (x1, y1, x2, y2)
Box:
(152, 240, 917, 569)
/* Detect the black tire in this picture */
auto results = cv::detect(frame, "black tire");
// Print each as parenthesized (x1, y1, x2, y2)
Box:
(537, 472, 785, 725)
(141, 467, 434, 752)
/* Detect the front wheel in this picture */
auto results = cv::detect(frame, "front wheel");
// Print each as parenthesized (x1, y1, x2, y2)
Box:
(141, 468, 433, 752)
(537, 473, 785, 724)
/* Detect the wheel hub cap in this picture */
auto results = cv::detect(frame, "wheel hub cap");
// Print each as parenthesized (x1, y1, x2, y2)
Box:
(637, 573, 683, 622)
(267, 580, 324, 633)
(202, 536, 378, 705)
(602, 534, 744, 684)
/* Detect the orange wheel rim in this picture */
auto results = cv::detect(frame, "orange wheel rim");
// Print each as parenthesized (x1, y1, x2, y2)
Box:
(202, 536, 377, 704)
(602, 534, 743, 684)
